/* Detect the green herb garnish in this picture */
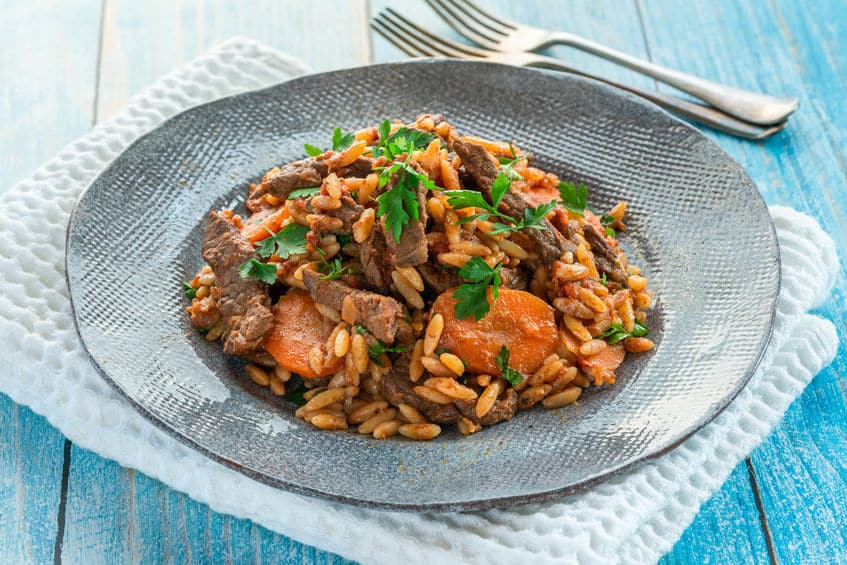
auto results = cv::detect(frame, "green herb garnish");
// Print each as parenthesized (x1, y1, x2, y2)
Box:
(598, 320, 649, 344)
(237, 259, 278, 284)
(497, 143, 530, 181)
(318, 257, 352, 280)
(452, 257, 502, 321)
(446, 172, 552, 235)
(495, 345, 525, 386)
(376, 160, 436, 242)
(255, 223, 309, 259)
(367, 341, 408, 366)
(353, 323, 368, 335)
(288, 186, 321, 199)
(281, 383, 308, 406)
(304, 144, 323, 157)
(558, 181, 588, 217)
(599, 272, 608, 286)
(182, 282, 197, 299)
(336, 233, 352, 246)
(373, 120, 436, 160)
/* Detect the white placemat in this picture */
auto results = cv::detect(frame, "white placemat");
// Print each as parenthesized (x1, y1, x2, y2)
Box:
(0, 38, 838, 564)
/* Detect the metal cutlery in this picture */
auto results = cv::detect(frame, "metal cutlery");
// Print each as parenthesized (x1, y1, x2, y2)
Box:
(371, 9, 787, 140)
(424, 0, 798, 126)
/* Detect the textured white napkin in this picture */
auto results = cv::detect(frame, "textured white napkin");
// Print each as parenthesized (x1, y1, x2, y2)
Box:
(0, 38, 838, 564)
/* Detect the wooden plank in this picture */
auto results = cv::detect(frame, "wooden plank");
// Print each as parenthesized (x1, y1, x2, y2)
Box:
(661, 461, 771, 564)
(0, 1, 102, 563)
(637, 0, 847, 562)
(95, 0, 372, 121)
(61, 446, 355, 563)
(0, 398, 67, 564)
(0, 0, 103, 190)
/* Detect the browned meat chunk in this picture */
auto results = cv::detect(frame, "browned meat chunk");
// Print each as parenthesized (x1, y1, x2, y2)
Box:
(454, 388, 518, 426)
(500, 267, 529, 291)
(247, 157, 372, 212)
(378, 357, 463, 424)
(201, 212, 274, 355)
(453, 139, 577, 266)
(360, 223, 392, 291)
(301, 269, 405, 343)
(417, 260, 462, 293)
(293, 195, 365, 235)
(583, 225, 628, 286)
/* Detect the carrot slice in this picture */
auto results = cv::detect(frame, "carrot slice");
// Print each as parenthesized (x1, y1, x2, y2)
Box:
(264, 290, 342, 379)
(241, 207, 290, 243)
(579, 344, 625, 385)
(431, 288, 559, 377)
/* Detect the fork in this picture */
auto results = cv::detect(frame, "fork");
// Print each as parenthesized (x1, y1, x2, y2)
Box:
(425, 0, 798, 126)
(371, 9, 786, 140)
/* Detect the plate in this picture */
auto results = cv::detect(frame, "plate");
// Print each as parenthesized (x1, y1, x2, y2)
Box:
(66, 60, 779, 511)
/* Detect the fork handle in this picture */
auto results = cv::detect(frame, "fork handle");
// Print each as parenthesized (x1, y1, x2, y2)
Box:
(531, 57, 786, 139)
(544, 32, 797, 126)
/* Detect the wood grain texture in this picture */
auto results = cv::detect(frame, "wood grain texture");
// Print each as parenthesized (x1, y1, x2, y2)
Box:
(0, 398, 66, 564)
(0, 0, 103, 190)
(0, 1, 102, 563)
(95, 0, 372, 121)
(638, 0, 847, 562)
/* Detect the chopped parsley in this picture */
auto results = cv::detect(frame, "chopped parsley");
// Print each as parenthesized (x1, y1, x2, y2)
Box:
(495, 345, 525, 386)
(281, 382, 308, 406)
(288, 186, 321, 199)
(446, 172, 552, 235)
(318, 257, 352, 280)
(367, 341, 408, 366)
(336, 233, 352, 246)
(304, 144, 323, 157)
(599, 272, 608, 286)
(598, 320, 649, 344)
(452, 257, 502, 321)
(304, 127, 356, 157)
(558, 181, 588, 217)
(353, 323, 368, 335)
(496, 142, 530, 181)
(376, 160, 436, 242)
(600, 214, 617, 237)
(182, 282, 197, 299)
(237, 259, 278, 284)
(255, 223, 309, 259)
(372, 120, 436, 160)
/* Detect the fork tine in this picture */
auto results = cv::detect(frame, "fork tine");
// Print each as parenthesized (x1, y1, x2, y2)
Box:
(425, 0, 505, 46)
(380, 8, 491, 58)
(371, 19, 437, 59)
(378, 10, 467, 59)
(450, 0, 518, 33)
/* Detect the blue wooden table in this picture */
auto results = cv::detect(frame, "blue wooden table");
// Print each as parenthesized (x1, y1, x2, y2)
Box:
(1, 1, 844, 562)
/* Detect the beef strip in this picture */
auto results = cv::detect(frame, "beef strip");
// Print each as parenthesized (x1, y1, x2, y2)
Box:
(455, 387, 519, 426)
(359, 221, 392, 291)
(378, 357, 463, 424)
(201, 212, 274, 356)
(417, 260, 462, 294)
(378, 171, 429, 266)
(247, 157, 373, 212)
(500, 267, 529, 291)
(583, 225, 629, 286)
(453, 139, 577, 267)
(301, 269, 406, 344)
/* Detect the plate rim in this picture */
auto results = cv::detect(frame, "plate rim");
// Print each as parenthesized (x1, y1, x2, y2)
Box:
(65, 58, 781, 512)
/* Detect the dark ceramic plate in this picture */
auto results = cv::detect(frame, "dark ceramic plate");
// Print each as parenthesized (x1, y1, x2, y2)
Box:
(66, 60, 779, 511)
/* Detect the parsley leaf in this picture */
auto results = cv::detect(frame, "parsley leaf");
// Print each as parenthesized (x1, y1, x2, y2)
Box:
(281, 383, 308, 406)
(490, 171, 512, 205)
(373, 123, 436, 161)
(452, 257, 502, 321)
(318, 257, 351, 280)
(599, 272, 608, 286)
(606, 227, 616, 237)
(182, 282, 197, 299)
(598, 320, 649, 344)
(304, 144, 323, 157)
(600, 214, 616, 226)
(288, 186, 321, 199)
(353, 323, 368, 335)
(376, 162, 435, 242)
(495, 345, 525, 386)
(367, 341, 408, 366)
(255, 223, 309, 259)
(331, 127, 356, 152)
(497, 143, 530, 181)
(558, 181, 588, 216)
(237, 259, 278, 284)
